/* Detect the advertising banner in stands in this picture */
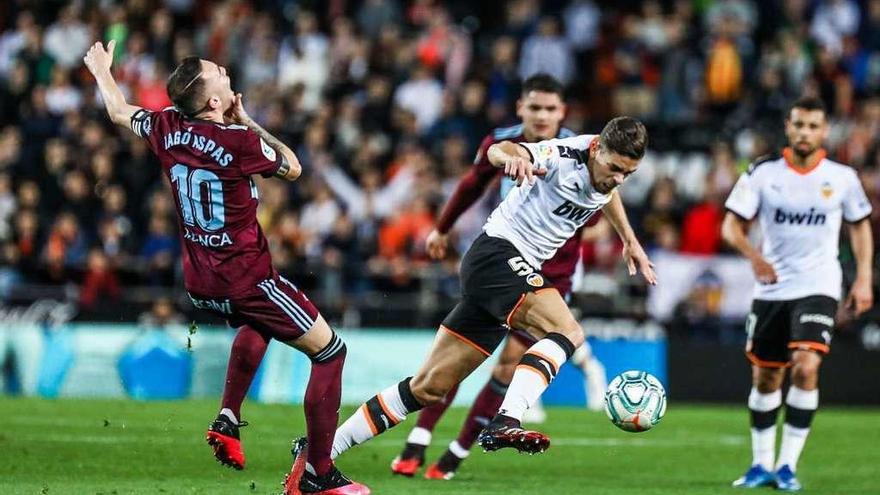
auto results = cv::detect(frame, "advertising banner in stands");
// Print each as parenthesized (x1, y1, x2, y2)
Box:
(0, 320, 666, 407)
(646, 250, 755, 321)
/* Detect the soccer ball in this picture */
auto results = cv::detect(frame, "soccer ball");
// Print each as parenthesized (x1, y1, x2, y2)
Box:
(604, 370, 667, 432)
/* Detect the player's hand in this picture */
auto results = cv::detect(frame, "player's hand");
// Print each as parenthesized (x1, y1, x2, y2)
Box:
(225, 93, 252, 126)
(83, 40, 116, 76)
(751, 256, 777, 284)
(845, 276, 873, 316)
(622, 240, 657, 285)
(503, 156, 546, 186)
(426, 229, 449, 259)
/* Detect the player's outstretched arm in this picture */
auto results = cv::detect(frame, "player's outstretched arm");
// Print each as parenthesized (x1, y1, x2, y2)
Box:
(721, 211, 777, 284)
(225, 93, 302, 181)
(601, 191, 657, 285)
(487, 141, 545, 186)
(846, 218, 874, 315)
(83, 40, 144, 129)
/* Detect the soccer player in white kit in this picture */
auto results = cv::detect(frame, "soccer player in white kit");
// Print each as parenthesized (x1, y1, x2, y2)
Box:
(283, 117, 656, 487)
(723, 97, 874, 491)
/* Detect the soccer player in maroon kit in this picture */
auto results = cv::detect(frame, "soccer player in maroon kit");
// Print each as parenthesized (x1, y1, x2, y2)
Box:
(84, 41, 369, 495)
(390, 74, 616, 480)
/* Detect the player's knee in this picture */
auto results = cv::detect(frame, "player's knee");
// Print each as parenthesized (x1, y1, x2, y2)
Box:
(308, 331, 347, 364)
(754, 370, 783, 393)
(790, 360, 820, 385)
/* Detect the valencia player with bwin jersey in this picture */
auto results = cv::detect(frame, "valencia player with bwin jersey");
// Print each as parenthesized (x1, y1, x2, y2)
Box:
(723, 96, 873, 492)
(392, 74, 612, 481)
(283, 117, 657, 491)
(83, 41, 369, 495)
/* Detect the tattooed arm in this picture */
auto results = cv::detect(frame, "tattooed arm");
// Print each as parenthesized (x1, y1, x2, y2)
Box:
(227, 93, 301, 181)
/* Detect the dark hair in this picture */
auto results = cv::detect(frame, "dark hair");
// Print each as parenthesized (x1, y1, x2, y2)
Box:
(599, 116, 648, 159)
(789, 96, 826, 118)
(166, 56, 204, 117)
(521, 73, 564, 98)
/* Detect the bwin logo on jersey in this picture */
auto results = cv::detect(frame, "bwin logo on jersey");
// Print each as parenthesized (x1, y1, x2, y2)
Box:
(774, 208, 826, 225)
(552, 200, 598, 223)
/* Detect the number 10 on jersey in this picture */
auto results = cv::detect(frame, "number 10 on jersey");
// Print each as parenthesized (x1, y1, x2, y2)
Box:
(170, 164, 226, 232)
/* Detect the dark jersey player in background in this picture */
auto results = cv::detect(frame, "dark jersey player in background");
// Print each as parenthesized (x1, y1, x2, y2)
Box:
(391, 74, 613, 481)
(84, 40, 369, 495)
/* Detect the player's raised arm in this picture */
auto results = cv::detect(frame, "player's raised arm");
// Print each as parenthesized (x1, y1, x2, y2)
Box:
(225, 93, 301, 181)
(601, 191, 656, 285)
(487, 140, 545, 186)
(83, 41, 144, 129)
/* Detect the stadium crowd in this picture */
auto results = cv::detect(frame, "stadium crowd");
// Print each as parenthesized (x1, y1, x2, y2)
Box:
(1, 0, 879, 321)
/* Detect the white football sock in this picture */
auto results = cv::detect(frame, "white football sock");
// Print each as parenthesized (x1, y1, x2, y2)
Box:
(777, 386, 818, 471)
(332, 379, 421, 459)
(406, 426, 432, 446)
(748, 388, 782, 471)
(220, 408, 238, 425)
(498, 335, 571, 422)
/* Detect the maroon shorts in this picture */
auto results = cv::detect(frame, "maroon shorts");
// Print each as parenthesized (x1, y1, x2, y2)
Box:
(188, 274, 319, 341)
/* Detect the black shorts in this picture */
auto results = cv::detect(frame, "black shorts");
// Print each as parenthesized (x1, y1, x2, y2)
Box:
(745, 295, 837, 367)
(441, 233, 555, 356)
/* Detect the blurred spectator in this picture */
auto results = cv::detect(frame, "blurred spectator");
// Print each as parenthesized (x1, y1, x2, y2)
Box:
(42, 5, 90, 70)
(0, 172, 14, 240)
(278, 11, 329, 111)
(300, 183, 341, 258)
(138, 296, 185, 329)
(79, 249, 121, 311)
(519, 16, 574, 86)
(357, 0, 402, 39)
(43, 212, 87, 280)
(811, 0, 861, 56)
(393, 65, 444, 132)
(564, 0, 601, 54)
(140, 215, 178, 286)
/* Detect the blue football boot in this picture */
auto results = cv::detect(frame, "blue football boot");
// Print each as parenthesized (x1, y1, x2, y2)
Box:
(774, 465, 802, 491)
(732, 464, 775, 488)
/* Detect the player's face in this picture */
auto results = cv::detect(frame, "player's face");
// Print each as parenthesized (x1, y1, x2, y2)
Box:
(785, 108, 828, 157)
(199, 60, 234, 112)
(517, 91, 565, 141)
(590, 144, 640, 195)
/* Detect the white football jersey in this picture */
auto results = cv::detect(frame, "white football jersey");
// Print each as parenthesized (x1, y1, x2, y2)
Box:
(484, 134, 612, 268)
(725, 151, 872, 301)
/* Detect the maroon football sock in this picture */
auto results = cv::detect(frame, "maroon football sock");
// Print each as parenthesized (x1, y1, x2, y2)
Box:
(220, 325, 270, 420)
(415, 382, 460, 431)
(456, 376, 508, 450)
(305, 332, 347, 476)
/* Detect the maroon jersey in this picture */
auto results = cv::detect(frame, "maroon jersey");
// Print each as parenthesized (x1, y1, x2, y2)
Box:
(435, 124, 589, 296)
(132, 108, 282, 298)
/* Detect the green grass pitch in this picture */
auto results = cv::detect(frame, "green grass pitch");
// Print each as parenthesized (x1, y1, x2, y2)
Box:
(1, 398, 877, 494)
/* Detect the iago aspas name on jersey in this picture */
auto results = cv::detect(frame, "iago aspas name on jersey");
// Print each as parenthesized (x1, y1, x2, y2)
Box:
(163, 128, 234, 167)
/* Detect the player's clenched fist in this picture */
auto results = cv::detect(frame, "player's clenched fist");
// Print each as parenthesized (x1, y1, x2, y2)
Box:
(83, 40, 116, 76)
(425, 229, 449, 260)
